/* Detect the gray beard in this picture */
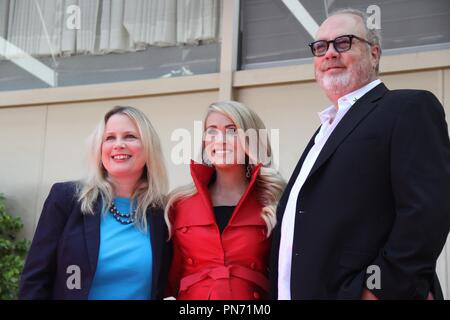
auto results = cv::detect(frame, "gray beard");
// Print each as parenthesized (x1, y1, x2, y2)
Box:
(318, 59, 374, 98)
(321, 72, 352, 94)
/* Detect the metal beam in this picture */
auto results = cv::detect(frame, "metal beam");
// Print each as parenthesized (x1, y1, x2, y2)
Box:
(282, 0, 319, 39)
(0, 37, 58, 87)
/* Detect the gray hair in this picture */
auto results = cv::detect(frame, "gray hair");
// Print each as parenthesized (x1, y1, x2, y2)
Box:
(329, 8, 382, 72)
(329, 8, 382, 48)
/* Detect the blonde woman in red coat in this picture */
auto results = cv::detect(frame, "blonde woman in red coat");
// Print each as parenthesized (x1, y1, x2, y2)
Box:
(165, 101, 286, 300)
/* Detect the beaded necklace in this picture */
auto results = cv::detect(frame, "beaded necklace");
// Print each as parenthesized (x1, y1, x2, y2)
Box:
(109, 201, 135, 225)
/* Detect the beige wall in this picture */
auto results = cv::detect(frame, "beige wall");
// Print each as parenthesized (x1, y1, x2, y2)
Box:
(0, 106, 47, 239)
(0, 49, 449, 298)
(0, 89, 219, 237)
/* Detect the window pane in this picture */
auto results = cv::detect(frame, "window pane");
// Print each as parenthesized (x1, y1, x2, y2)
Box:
(240, 0, 450, 69)
(0, 0, 222, 91)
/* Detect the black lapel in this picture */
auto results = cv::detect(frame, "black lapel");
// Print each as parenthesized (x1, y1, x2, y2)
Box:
(270, 126, 319, 297)
(277, 127, 320, 220)
(307, 83, 388, 180)
(83, 197, 101, 275)
(149, 207, 163, 299)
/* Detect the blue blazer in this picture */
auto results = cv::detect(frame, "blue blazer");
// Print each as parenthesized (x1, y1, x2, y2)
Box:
(19, 182, 170, 300)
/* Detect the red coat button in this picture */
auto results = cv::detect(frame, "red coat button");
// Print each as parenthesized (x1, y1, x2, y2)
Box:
(250, 262, 257, 270)
(253, 291, 260, 299)
(186, 258, 194, 265)
(181, 227, 188, 233)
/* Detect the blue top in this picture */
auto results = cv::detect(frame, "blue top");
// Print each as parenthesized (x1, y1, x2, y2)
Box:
(88, 197, 152, 300)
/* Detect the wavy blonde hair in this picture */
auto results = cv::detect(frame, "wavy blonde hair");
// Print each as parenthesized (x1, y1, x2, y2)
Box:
(78, 106, 168, 231)
(164, 101, 286, 238)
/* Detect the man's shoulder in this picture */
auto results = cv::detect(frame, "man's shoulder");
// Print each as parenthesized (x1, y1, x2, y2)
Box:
(385, 89, 436, 100)
(380, 87, 442, 112)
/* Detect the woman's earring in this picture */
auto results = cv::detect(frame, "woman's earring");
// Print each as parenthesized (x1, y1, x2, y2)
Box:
(246, 165, 252, 179)
(202, 149, 213, 167)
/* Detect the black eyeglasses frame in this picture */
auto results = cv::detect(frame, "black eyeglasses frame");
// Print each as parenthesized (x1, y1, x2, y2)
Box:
(308, 34, 373, 57)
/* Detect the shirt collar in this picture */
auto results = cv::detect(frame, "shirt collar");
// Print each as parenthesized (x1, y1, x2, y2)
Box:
(318, 105, 337, 125)
(317, 79, 382, 124)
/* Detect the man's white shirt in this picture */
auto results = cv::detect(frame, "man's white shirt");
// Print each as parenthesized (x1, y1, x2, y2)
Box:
(277, 79, 382, 300)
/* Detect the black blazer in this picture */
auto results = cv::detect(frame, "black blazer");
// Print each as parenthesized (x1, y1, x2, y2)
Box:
(19, 182, 170, 300)
(270, 83, 450, 299)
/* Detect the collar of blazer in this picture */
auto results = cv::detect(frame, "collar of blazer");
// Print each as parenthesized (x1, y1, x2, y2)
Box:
(172, 160, 265, 229)
(83, 198, 101, 275)
(277, 82, 388, 218)
(307, 82, 388, 180)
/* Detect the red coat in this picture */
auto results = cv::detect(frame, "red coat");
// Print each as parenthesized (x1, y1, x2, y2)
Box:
(167, 161, 271, 300)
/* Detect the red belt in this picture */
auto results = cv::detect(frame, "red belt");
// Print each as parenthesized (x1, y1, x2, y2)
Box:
(179, 265, 269, 294)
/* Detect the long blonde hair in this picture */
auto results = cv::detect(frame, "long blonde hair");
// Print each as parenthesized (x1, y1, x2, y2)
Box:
(164, 101, 286, 238)
(78, 106, 168, 231)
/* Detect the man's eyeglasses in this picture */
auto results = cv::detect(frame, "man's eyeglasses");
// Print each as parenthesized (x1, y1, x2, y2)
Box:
(308, 34, 373, 57)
